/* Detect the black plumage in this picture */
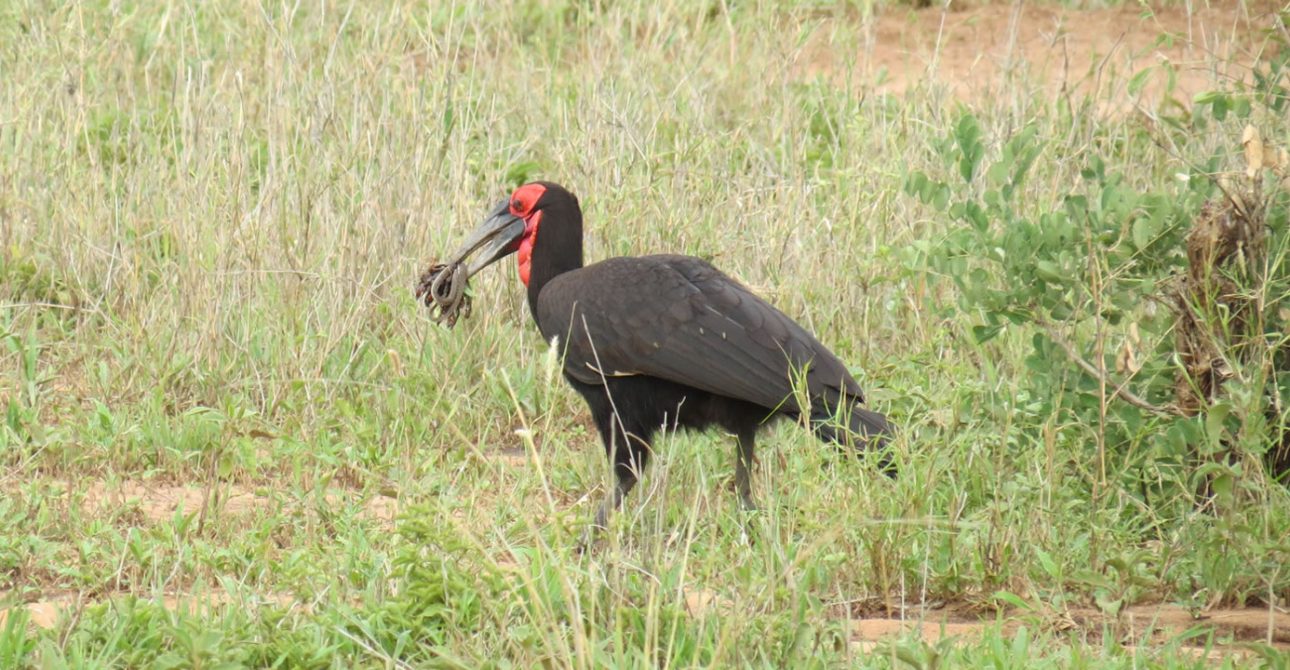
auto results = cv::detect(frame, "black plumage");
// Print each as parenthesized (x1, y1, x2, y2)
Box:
(438, 181, 892, 530)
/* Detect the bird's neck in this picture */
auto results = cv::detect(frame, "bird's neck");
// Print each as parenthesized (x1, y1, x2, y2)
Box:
(525, 206, 584, 318)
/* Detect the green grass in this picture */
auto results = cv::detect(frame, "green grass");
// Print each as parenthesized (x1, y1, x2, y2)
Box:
(2, 0, 1288, 667)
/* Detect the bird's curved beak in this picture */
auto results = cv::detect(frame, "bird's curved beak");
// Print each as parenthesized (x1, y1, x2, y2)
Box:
(446, 199, 526, 278)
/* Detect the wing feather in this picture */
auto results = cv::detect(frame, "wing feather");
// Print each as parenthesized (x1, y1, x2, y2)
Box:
(536, 255, 866, 415)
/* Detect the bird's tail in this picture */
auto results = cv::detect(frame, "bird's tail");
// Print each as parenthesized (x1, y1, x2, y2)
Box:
(810, 401, 896, 476)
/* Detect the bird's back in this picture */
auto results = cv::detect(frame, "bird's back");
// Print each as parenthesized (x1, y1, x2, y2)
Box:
(534, 254, 868, 417)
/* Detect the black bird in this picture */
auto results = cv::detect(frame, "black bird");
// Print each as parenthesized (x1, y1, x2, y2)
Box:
(438, 182, 892, 529)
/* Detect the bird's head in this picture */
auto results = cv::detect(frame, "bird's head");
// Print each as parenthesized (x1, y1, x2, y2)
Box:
(445, 181, 581, 287)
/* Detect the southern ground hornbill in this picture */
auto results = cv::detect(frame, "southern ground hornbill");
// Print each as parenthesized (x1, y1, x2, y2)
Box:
(428, 181, 892, 530)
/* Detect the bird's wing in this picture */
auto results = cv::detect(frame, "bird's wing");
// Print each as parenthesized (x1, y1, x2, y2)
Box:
(535, 255, 865, 414)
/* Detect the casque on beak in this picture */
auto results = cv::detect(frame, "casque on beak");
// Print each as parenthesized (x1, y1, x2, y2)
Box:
(445, 199, 526, 278)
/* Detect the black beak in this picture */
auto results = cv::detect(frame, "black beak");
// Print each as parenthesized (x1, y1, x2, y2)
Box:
(445, 199, 525, 278)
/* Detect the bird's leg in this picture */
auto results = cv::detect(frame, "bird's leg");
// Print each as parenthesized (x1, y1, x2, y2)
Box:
(598, 429, 649, 525)
(584, 420, 651, 548)
(735, 428, 758, 512)
(592, 470, 638, 529)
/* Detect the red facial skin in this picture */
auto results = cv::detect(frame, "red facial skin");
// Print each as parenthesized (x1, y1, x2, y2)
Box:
(508, 183, 547, 286)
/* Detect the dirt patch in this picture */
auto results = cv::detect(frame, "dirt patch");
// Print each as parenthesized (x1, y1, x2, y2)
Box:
(844, 602, 1290, 656)
(78, 480, 399, 524)
(805, 0, 1282, 108)
(358, 493, 400, 523)
(0, 588, 299, 630)
(82, 480, 266, 519)
(1081, 604, 1290, 646)
(681, 591, 1288, 655)
(684, 587, 724, 616)
(494, 446, 532, 467)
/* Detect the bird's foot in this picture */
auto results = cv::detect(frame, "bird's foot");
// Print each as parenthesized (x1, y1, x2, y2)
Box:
(577, 506, 614, 555)
(576, 522, 606, 556)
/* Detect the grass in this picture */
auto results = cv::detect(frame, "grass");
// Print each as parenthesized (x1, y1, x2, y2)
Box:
(1, 0, 1288, 667)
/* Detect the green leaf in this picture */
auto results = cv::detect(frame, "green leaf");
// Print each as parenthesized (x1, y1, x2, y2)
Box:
(1011, 143, 1042, 192)
(1127, 68, 1152, 96)
(1212, 95, 1228, 120)
(1064, 195, 1089, 219)
(1131, 216, 1158, 251)
(973, 324, 1004, 343)
(954, 114, 984, 183)
(505, 160, 541, 186)
(1233, 96, 1251, 118)
(992, 590, 1035, 612)
(1035, 548, 1060, 579)
(1212, 471, 1234, 499)
(904, 171, 928, 197)
(965, 201, 988, 232)
(959, 150, 982, 183)
(986, 160, 1010, 187)
(1096, 594, 1125, 616)
(1035, 260, 1063, 283)
(917, 176, 943, 205)
(954, 113, 981, 148)
(932, 184, 950, 211)
(1193, 90, 1222, 105)
(1204, 402, 1231, 447)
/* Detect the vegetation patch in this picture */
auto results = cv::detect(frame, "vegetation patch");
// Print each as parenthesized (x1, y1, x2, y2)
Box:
(1, 0, 1287, 666)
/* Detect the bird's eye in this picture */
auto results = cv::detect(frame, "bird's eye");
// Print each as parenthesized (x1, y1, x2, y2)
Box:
(511, 199, 523, 212)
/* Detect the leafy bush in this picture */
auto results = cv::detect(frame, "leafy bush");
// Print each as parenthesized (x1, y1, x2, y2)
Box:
(904, 72, 1290, 507)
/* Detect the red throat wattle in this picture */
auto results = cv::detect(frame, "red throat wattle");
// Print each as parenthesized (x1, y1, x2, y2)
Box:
(517, 210, 541, 286)
(508, 183, 547, 286)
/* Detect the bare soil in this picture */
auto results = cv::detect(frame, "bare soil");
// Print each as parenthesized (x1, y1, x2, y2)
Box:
(682, 589, 1289, 657)
(1, 589, 299, 630)
(846, 602, 1290, 644)
(806, 0, 1282, 108)
(7, 585, 1287, 663)
(78, 479, 399, 524)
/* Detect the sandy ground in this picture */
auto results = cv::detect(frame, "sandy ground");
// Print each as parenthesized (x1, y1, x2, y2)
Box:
(6, 583, 1287, 659)
(76, 479, 400, 523)
(682, 589, 1290, 658)
(806, 0, 1283, 108)
(845, 603, 1290, 650)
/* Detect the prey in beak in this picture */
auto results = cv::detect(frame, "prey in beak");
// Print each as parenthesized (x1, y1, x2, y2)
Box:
(415, 198, 526, 327)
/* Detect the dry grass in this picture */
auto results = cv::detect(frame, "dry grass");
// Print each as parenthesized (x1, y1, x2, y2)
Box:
(1, 0, 1288, 667)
